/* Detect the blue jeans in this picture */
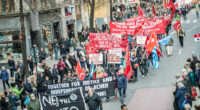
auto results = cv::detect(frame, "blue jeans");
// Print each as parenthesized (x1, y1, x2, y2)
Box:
(54, 48, 58, 60)
(196, 12, 199, 19)
(147, 59, 153, 69)
(118, 88, 124, 104)
(12, 106, 17, 110)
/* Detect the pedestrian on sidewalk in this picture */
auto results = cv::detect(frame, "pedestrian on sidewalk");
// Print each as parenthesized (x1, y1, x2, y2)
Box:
(31, 44, 39, 67)
(57, 58, 66, 82)
(52, 64, 59, 83)
(53, 39, 59, 60)
(175, 83, 187, 110)
(0, 66, 10, 90)
(8, 90, 19, 110)
(39, 48, 46, 62)
(48, 41, 53, 60)
(177, 27, 185, 47)
(8, 54, 15, 79)
(28, 56, 34, 75)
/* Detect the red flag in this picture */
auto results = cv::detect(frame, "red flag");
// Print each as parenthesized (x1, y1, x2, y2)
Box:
(133, 26, 143, 36)
(138, 6, 144, 16)
(86, 44, 99, 56)
(76, 62, 85, 80)
(146, 33, 159, 54)
(124, 45, 134, 80)
(165, 0, 175, 19)
(152, 3, 157, 17)
(173, 20, 181, 33)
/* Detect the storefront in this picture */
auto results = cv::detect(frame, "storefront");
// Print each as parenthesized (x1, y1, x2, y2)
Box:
(0, 32, 22, 64)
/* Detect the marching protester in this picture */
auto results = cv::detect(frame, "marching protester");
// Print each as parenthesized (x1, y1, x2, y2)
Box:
(85, 88, 102, 110)
(27, 93, 40, 110)
(131, 54, 139, 81)
(116, 70, 127, 104)
(177, 27, 185, 47)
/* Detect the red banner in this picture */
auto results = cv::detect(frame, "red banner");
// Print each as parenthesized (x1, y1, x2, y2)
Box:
(109, 21, 138, 35)
(89, 33, 112, 50)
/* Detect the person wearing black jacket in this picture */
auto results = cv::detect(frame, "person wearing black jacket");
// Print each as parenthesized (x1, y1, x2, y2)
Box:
(44, 66, 53, 80)
(39, 48, 46, 62)
(8, 54, 15, 78)
(28, 56, 34, 75)
(130, 54, 139, 81)
(139, 53, 148, 78)
(36, 74, 44, 93)
(15, 68, 21, 89)
(85, 88, 102, 110)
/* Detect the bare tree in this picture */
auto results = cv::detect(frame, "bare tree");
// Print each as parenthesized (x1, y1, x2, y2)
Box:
(110, 0, 113, 21)
(84, 0, 95, 32)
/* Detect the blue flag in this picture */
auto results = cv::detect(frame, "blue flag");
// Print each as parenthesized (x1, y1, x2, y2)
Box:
(158, 35, 172, 45)
(152, 47, 159, 69)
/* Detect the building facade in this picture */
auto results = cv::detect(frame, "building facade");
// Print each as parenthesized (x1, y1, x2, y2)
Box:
(0, 0, 84, 63)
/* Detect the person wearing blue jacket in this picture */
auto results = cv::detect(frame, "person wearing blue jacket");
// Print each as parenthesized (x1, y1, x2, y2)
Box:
(116, 70, 127, 104)
(175, 83, 187, 110)
(52, 64, 59, 83)
(0, 66, 10, 90)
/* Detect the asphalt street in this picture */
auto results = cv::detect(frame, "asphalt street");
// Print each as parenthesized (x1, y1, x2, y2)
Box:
(0, 9, 199, 110)
(103, 9, 200, 110)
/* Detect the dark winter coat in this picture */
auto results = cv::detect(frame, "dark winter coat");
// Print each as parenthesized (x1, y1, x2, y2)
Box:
(85, 93, 102, 110)
(175, 87, 186, 109)
(8, 59, 15, 69)
(44, 70, 53, 80)
(0, 70, 9, 81)
(24, 82, 33, 94)
(39, 51, 46, 60)
(191, 58, 199, 72)
(196, 68, 200, 85)
(116, 75, 127, 89)
(52, 68, 58, 80)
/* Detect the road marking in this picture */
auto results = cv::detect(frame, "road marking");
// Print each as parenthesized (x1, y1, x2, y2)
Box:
(193, 20, 197, 23)
(179, 49, 182, 55)
(186, 20, 190, 24)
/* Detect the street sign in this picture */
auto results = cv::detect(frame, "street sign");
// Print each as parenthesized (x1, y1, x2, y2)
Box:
(194, 34, 200, 42)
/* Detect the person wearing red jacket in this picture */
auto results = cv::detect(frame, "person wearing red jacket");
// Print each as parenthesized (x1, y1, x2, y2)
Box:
(57, 58, 66, 82)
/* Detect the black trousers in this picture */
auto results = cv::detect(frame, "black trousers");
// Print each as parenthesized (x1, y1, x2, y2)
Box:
(2, 80, 10, 90)
(179, 36, 184, 47)
(133, 68, 138, 79)
(139, 64, 148, 76)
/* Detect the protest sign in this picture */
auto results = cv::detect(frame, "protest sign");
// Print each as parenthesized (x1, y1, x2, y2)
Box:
(108, 48, 122, 64)
(39, 89, 87, 110)
(137, 36, 147, 45)
(46, 77, 115, 98)
(89, 54, 103, 64)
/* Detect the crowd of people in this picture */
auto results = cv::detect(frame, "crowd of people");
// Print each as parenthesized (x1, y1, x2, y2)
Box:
(0, 2, 200, 110)
(173, 54, 200, 110)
